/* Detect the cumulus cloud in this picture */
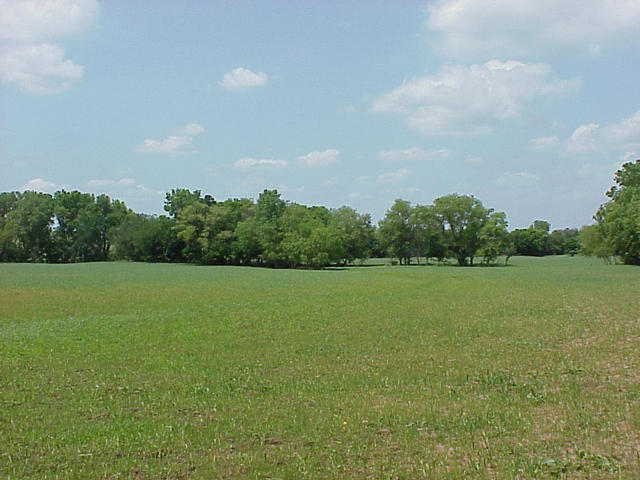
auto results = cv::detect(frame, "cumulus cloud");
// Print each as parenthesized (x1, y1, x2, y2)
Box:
(372, 60, 578, 136)
(20, 177, 61, 193)
(566, 123, 600, 153)
(136, 123, 205, 155)
(0, 0, 98, 93)
(296, 149, 340, 167)
(563, 109, 640, 155)
(426, 0, 640, 59)
(87, 178, 136, 188)
(495, 171, 540, 186)
(175, 122, 205, 136)
(377, 147, 450, 162)
(530, 136, 560, 150)
(219, 67, 268, 90)
(378, 167, 409, 184)
(604, 109, 640, 143)
(234, 157, 288, 170)
(0, 43, 84, 94)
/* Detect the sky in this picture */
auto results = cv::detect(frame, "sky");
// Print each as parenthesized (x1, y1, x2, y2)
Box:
(1, 0, 639, 229)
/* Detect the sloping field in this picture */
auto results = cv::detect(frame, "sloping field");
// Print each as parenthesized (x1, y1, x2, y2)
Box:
(1, 257, 639, 478)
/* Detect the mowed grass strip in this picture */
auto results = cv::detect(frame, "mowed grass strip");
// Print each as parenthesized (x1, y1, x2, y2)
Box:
(1, 257, 639, 479)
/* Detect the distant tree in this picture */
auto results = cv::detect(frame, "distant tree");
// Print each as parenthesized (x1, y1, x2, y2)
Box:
(549, 228, 580, 255)
(0, 192, 20, 261)
(409, 204, 447, 263)
(51, 190, 94, 262)
(479, 211, 510, 264)
(511, 221, 551, 257)
(579, 224, 613, 263)
(111, 214, 180, 262)
(595, 159, 640, 265)
(330, 206, 375, 264)
(433, 194, 492, 266)
(164, 188, 214, 218)
(8, 191, 55, 262)
(377, 199, 414, 264)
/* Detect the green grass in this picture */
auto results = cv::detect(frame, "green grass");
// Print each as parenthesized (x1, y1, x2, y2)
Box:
(1, 257, 639, 479)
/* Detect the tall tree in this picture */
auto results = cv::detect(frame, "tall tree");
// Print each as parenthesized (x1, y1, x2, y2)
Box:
(433, 194, 492, 266)
(377, 199, 414, 264)
(0, 192, 20, 261)
(330, 206, 375, 264)
(8, 192, 55, 262)
(409, 204, 447, 263)
(595, 159, 640, 265)
(479, 211, 510, 264)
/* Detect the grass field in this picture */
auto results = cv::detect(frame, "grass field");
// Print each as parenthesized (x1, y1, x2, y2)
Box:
(1, 257, 639, 479)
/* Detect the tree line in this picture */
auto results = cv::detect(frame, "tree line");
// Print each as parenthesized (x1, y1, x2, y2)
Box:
(0, 160, 637, 267)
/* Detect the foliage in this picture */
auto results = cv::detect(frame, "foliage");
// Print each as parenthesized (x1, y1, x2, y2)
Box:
(593, 159, 640, 265)
(510, 221, 579, 257)
(433, 194, 498, 266)
(377, 199, 414, 264)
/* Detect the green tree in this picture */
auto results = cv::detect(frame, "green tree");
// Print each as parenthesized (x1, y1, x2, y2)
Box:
(8, 191, 55, 262)
(579, 224, 613, 263)
(479, 211, 510, 264)
(595, 160, 640, 265)
(0, 192, 20, 261)
(409, 204, 447, 263)
(433, 194, 492, 266)
(51, 190, 94, 262)
(377, 199, 414, 264)
(330, 206, 375, 264)
(510, 221, 552, 256)
(164, 188, 214, 218)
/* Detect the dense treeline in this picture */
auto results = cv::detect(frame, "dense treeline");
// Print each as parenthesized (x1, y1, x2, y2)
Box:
(581, 159, 640, 265)
(1, 160, 637, 267)
(0, 189, 376, 268)
(0, 187, 584, 267)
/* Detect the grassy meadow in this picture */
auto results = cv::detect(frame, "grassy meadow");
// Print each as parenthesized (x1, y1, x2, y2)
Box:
(1, 257, 639, 479)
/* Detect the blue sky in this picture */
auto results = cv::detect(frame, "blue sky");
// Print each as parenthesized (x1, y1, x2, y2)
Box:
(1, 0, 639, 228)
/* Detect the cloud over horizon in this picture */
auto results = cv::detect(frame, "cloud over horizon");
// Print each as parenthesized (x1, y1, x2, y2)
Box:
(296, 149, 340, 167)
(426, 0, 640, 59)
(372, 60, 579, 136)
(136, 123, 205, 155)
(219, 67, 268, 90)
(0, 0, 98, 93)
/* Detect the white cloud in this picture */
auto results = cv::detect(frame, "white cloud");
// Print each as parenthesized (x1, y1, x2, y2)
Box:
(136, 136, 195, 155)
(87, 178, 136, 188)
(20, 177, 60, 193)
(377, 147, 450, 162)
(378, 167, 409, 184)
(0, 43, 84, 94)
(604, 109, 640, 143)
(0, 0, 98, 43)
(562, 109, 640, 157)
(136, 123, 204, 155)
(296, 149, 340, 167)
(426, 0, 640, 59)
(234, 157, 288, 170)
(464, 154, 484, 164)
(530, 136, 560, 150)
(219, 67, 268, 90)
(0, 0, 98, 93)
(495, 171, 540, 186)
(323, 177, 338, 186)
(565, 123, 601, 154)
(372, 60, 578, 136)
(175, 122, 205, 136)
